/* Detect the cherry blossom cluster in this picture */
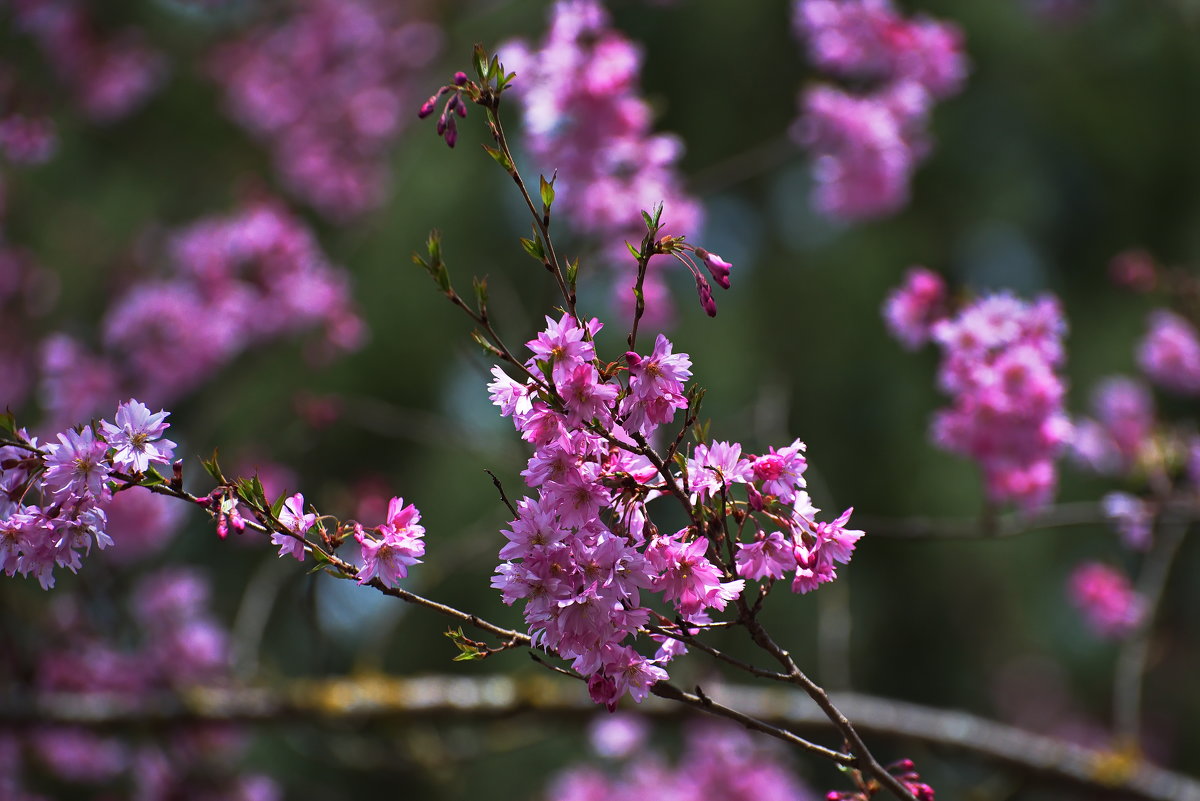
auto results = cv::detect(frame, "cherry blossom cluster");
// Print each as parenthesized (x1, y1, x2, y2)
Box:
(792, 0, 967, 221)
(1067, 562, 1144, 639)
(2, 569, 278, 801)
(828, 758, 935, 801)
(210, 0, 441, 220)
(9, 0, 166, 123)
(546, 717, 815, 801)
(37, 199, 363, 423)
(881, 266, 948, 350)
(930, 293, 1070, 510)
(887, 278, 1070, 511)
(1137, 309, 1200, 396)
(0, 399, 175, 589)
(487, 312, 863, 709)
(498, 0, 702, 320)
(1069, 376, 1155, 478)
(255, 486, 426, 590)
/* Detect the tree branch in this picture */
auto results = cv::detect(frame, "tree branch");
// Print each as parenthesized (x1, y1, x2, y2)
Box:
(5, 677, 1197, 801)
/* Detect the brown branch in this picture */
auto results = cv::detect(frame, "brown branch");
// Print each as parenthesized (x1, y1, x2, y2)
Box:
(1113, 512, 1191, 744)
(6, 677, 1197, 801)
(737, 606, 917, 801)
(860, 498, 1200, 540)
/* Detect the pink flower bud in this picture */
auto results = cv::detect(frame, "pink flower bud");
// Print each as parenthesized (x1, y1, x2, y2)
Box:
(695, 248, 732, 290)
(444, 117, 458, 148)
(418, 95, 438, 118)
(746, 482, 764, 511)
(435, 114, 447, 135)
(694, 274, 717, 317)
(624, 351, 643, 368)
(453, 71, 469, 86)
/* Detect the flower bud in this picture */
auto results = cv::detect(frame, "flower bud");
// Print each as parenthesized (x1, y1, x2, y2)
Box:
(453, 71, 469, 86)
(746, 482, 764, 511)
(694, 274, 717, 317)
(695, 248, 732, 290)
(444, 117, 458, 148)
(418, 95, 438, 118)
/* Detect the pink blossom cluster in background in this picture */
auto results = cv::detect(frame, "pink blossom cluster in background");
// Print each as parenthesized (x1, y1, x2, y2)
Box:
(1067, 562, 1144, 639)
(0, 112, 57, 166)
(488, 315, 863, 709)
(499, 0, 702, 321)
(882, 266, 948, 349)
(1069, 376, 1155, 477)
(2, 570, 279, 801)
(35, 199, 363, 424)
(792, 0, 967, 221)
(210, 0, 441, 220)
(10, 0, 166, 123)
(902, 289, 1069, 511)
(0, 399, 175, 590)
(547, 719, 816, 801)
(1137, 309, 1200, 396)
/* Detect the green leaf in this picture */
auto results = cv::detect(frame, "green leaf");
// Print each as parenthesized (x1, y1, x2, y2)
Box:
(539, 175, 556, 211)
(426, 229, 442, 263)
(271, 492, 286, 518)
(0, 411, 15, 436)
(140, 466, 167, 488)
(444, 627, 485, 662)
(641, 209, 654, 231)
(201, 449, 226, 484)
(625, 241, 641, 261)
(472, 276, 489, 313)
(482, 145, 513, 172)
(470, 330, 504, 358)
(487, 55, 501, 82)
(566, 257, 579, 287)
(520, 236, 545, 262)
(251, 476, 269, 508)
(473, 44, 488, 81)
(235, 478, 256, 506)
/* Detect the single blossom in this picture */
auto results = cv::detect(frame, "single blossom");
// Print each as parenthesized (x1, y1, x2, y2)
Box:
(273, 493, 314, 561)
(100, 399, 176, 474)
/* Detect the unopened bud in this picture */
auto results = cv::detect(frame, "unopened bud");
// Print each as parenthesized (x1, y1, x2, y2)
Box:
(694, 274, 717, 317)
(418, 95, 438, 118)
(624, 351, 643, 368)
(436, 114, 447, 136)
(444, 117, 458, 148)
(453, 71, 469, 86)
(746, 482, 764, 511)
(695, 248, 732, 290)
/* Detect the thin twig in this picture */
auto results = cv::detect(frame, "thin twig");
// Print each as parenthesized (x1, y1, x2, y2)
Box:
(1113, 512, 1191, 744)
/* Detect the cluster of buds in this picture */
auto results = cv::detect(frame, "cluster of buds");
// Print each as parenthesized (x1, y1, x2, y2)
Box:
(419, 70, 470, 148)
(827, 758, 935, 801)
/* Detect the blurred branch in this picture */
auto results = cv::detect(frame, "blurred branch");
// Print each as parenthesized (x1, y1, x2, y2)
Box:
(4, 676, 1197, 801)
(689, 133, 796, 195)
(1113, 512, 1191, 744)
(861, 498, 1200, 540)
